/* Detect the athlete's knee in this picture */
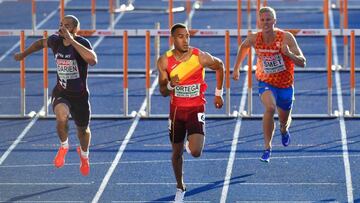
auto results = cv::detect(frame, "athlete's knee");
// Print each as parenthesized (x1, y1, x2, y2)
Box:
(56, 120, 68, 133)
(190, 149, 202, 158)
(55, 112, 68, 123)
(54, 104, 69, 121)
(77, 126, 90, 135)
(172, 152, 182, 161)
(264, 105, 276, 115)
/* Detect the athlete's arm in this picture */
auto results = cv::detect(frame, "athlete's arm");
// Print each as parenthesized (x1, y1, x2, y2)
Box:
(199, 51, 224, 109)
(14, 38, 47, 61)
(232, 33, 256, 80)
(61, 27, 97, 66)
(282, 32, 306, 67)
(157, 54, 178, 97)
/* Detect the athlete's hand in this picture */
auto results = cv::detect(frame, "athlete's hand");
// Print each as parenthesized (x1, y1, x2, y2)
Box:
(214, 96, 224, 109)
(59, 26, 74, 43)
(170, 74, 180, 87)
(232, 69, 240, 81)
(281, 43, 292, 57)
(14, 52, 24, 61)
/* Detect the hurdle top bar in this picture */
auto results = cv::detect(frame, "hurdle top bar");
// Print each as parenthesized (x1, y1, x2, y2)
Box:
(1, 29, 360, 37)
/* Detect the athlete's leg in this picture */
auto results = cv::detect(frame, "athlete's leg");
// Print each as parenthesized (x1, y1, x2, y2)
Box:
(260, 90, 277, 150)
(76, 125, 91, 176)
(71, 95, 91, 154)
(172, 141, 186, 191)
(186, 133, 204, 157)
(276, 85, 294, 134)
(277, 107, 292, 134)
(54, 103, 70, 142)
(76, 125, 91, 152)
(185, 106, 205, 157)
(169, 105, 187, 191)
(53, 102, 71, 168)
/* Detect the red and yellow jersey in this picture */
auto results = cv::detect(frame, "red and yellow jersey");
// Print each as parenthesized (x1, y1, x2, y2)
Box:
(254, 29, 295, 88)
(166, 47, 207, 107)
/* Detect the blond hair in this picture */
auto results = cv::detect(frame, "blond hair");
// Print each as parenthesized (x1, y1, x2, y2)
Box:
(259, 7, 276, 19)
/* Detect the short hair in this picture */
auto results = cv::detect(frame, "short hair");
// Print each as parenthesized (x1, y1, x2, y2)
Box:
(64, 15, 80, 30)
(170, 23, 187, 36)
(259, 7, 276, 19)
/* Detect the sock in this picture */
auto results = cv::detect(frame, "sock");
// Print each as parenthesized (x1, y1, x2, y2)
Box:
(61, 138, 69, 148)
(80, 147, 89, 158)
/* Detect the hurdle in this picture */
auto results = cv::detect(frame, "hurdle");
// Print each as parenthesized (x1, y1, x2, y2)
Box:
(1, 28, 359, 119)
(0, 31, 34, 119)
(43, 31, 49, 117)
(20, 31, 26, 117)
(349, 30, 355, 116)
(343, 0, 349, 70)
(31, 0, 70, 31)
(237, 0, 242, 45)
(0, 29, 139, 119)
(344, 30, 359, 119)
(59, 0, 192, 31)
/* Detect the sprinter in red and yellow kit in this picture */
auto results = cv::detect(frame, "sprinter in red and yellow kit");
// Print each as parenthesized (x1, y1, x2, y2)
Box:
(157, 23, 224, 202)
(233, 7, 306, 162)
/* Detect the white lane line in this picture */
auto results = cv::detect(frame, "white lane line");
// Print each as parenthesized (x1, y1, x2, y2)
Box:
(3, 154, 359, 168)
(329, 6, 354, 203)
(0, 201, 84, 203)
(0, 182, 93, 185)
(92, 1, 129, 50)
(220, 48, 255, 203)
(112, 201, 210, 203)
(236, 201, 339, 203)
(115, 182, 339, 186)
(0, 0, 70, 167)
(92, 63, 157, 203)
(184, 0, 199, 27)
(92, 10, 124, 50)
(0, 1, 71, 63)
(0, 113, 40, 165)
(220, 77, 247, 203)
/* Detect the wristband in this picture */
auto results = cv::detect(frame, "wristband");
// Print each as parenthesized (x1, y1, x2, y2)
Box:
(215, 88, 223, 97)
(167, 81, 175, 91)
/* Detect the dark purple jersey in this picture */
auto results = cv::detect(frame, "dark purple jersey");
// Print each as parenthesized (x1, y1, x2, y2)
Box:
(47, 34, 93, 97)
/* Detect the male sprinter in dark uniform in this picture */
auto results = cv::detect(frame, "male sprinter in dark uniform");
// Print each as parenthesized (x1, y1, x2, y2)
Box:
(157, 23, 224, 202)
(14, 15, 97, 176)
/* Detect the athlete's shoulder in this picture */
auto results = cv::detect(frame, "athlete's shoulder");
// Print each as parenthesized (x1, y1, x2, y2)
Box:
(276, 28, 294, 38)
(75, 35, 92, 48)
(157, 53, 168, 70)
(47, 34, 61, 49)
(48, 34, 61, 42)
(191, 47, 201, 54)
(165, 49, 174, 57)
(246, 31, 257, 43)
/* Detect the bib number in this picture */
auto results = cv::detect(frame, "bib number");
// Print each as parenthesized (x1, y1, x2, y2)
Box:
(262, 54, 286, 74)
(174, 84, 200, 98)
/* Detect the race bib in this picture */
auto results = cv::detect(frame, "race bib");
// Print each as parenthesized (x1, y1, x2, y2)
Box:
(197, 112, 205, 124)
(174, 84, 200, 98)
(262, 54, 286, 74)
(56, 58, 80, 88)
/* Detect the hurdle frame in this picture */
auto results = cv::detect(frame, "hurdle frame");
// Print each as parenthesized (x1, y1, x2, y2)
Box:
(0, 28, 359, 119)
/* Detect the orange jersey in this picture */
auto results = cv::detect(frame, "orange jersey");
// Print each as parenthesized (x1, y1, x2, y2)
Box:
(166, 47, 207, 107)
(254, 29, 295, 88)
